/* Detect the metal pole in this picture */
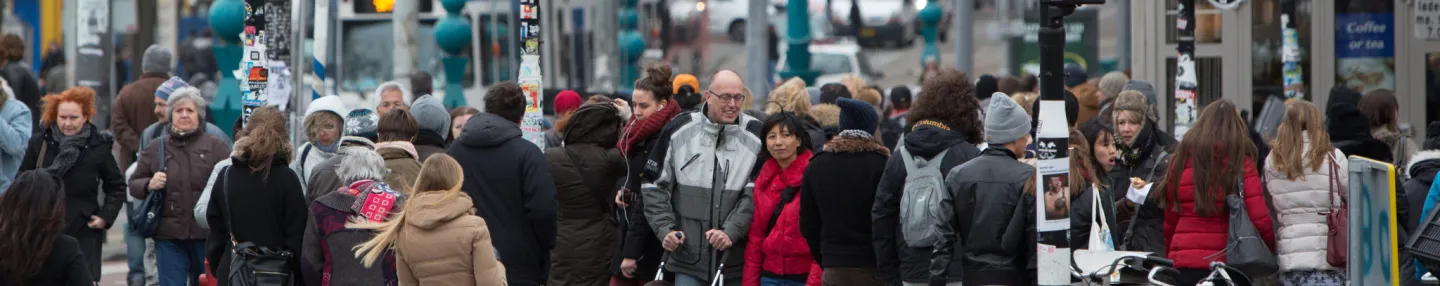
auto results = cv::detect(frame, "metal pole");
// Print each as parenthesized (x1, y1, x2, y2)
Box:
(744, 0, 769, 109)
(1117, 0, 1131, 70)
(778, 0, 817, 84)
(952, 0, 972, 74)
(393, 0, 418, 86)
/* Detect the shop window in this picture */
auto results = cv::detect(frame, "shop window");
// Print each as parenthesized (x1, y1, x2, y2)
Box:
(1251, 0, 1312, 113)
(1165, 57, 1223, 129)
(1166, 0, 1223, 44)
(339, 19, 479, 93)
(1334, 0, 1395, 94)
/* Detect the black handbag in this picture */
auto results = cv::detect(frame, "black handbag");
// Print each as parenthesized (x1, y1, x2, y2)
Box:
(130, 136, 166, 238)
(1217, 178, 1278, 278)
(220, 166, 295, 286)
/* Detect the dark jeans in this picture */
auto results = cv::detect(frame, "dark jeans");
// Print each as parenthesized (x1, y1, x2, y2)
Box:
(125, 202, 146, 283)
(761, 277, 807, 286)
(820, 268, 884, 286)
(155, 239, 205, 286)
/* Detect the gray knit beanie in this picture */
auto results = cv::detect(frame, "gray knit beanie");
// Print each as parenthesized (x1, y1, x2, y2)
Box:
(985, 93, 1032, 144)
(142, 45, 172, 74)
(409, 94, 451, 139)
(1097, 72, 1129, 102)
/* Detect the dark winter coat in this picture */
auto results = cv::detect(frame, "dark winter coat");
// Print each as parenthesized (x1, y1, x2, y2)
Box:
(1162, 158, 1276, 270)
(800, 115, 829, 152)
(746, 151, 821, 285)
(112, 72, 168, 168)
(1407, 151, 1440, 232)
(19, 124, 127, 280)
(545, 104, 627, 286)
(3, 235, 94, 285)
(799, 134, 889, 270)
(448, 113, 558, 286)
(1071, 177, 1119, 251)
(377, 144, 421, 193)
(933, 148, 1037, 285)
(1108, 119, 1174, 254)
(610, 101, 681, 280)
(305, 153, 347, 205)
(413, 129, 448, 162)
(128, 126, 230, 240)
(300, 181, 399, 286)
(871, 121, 982, 283)
(0, 62, 41, 128)
(204, 159, 308, 285)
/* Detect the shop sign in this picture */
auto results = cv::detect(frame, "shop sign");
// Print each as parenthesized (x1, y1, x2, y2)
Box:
(1336, 13, 1395, 94)
(1418, 0, 1440, 40)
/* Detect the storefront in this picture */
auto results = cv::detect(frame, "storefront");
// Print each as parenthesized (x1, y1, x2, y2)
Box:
(1129, 0, 1437, 138)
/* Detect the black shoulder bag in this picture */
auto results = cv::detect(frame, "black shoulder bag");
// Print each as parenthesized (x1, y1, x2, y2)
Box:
(221, 166, 296, 286)
(765, 187, 800, 235)
(130, 135, 166, 238)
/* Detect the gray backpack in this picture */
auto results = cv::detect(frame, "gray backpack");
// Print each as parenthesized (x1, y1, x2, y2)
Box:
(897, 139, 951, 248)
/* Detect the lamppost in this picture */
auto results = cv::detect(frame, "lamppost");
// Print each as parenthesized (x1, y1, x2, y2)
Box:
(918, 0, 942, 67)
(618, 0, 646, 90)
(435, 0, 472, 108)
(208, 0, 246, 135)
(778, 0, 818, 84)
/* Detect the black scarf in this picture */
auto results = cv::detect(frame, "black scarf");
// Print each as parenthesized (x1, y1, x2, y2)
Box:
(1115, 121, 1157, 168)
(45, 125, 91, 176)
(414, 129, 448, 150)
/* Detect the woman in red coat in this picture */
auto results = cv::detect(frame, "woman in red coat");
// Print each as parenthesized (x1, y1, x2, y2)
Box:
(1155, 100, 1275, 286)
(745, 112, 822, 286)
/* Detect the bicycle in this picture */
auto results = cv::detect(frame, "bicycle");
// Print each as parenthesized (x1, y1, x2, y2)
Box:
(1072, 252, 1179, 286)
(1195, 261, 1251, 286)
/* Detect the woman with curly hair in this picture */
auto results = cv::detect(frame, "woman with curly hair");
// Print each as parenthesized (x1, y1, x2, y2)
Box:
(871, 68, 984, 285)
(0, 171, 93, 285)
(205, 106, 308, 285)
(19, 86, 127, 282)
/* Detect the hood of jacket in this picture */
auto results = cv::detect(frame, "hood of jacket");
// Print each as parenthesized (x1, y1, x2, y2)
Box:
(563, 104, 621, 147)
(1410, 150, 1440, 184)
(406, 191, 476, 230)
(822, 133, 889, 156)
(901, 121, 971, 159)
(305, 95, 351, 120)
(1327, 105, 1373, 143)
(457, 113, 522, 148)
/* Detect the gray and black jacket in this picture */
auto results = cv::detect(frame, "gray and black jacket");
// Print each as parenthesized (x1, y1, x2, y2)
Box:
(643, 105, 763, 280)
(931, 148, 1036, 286)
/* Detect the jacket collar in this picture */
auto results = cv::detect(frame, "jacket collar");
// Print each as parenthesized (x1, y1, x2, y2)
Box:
(758, 150, 812, 189)
(823, 133, 890, 156)
(696, 112, 751, 151)
(376, 141, 419, 160)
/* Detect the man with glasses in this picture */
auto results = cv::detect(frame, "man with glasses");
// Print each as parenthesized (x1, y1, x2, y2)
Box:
(644, 70, 762, 285)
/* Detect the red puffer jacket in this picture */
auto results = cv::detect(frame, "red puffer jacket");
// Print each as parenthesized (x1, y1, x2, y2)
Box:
(745, 151, 821, 286)
(1163, 158, 1276, 269)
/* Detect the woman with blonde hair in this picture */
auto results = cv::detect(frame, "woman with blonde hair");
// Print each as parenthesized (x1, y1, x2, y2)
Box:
(1263, 100, 1347, 285)
(351, 154, 507, 285)
(767, 78, 828, 150)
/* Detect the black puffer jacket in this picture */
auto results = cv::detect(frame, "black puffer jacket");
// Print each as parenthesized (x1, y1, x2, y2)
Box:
(871, 121, 982, 284)
(933, 148, 1036, 286)
(1107, 119, 1173, 255)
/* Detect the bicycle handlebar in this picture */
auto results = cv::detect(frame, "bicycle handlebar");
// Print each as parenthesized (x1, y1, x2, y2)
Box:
(1077, 253, 1175, 283)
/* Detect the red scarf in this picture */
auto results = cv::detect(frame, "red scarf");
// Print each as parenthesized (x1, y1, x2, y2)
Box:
(619, 99, 682, 157)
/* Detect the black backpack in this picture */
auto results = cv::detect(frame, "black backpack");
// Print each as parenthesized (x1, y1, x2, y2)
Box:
(220, 166, 295, 286)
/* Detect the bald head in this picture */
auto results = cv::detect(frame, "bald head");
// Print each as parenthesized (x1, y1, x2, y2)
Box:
(706, 70, 746, 124)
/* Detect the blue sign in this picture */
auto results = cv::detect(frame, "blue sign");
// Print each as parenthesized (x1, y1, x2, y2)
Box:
(1336, 13, 1395, 58)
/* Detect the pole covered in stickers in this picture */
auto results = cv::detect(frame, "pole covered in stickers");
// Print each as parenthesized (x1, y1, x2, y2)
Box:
(518, 0, 546, 149)
(1172, 0, 1198, 140)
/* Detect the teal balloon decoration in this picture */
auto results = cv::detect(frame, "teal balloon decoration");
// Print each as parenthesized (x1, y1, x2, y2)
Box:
(619, 31, 646, 60)
(441, 0, 466, 14)
(209, 0, 246, 44)
(435, 17, 473, 55)
(618, 9, 639, 30)
(919, 1, 943, 25)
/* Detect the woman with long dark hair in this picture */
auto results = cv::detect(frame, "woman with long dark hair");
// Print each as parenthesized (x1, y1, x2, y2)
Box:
(1156, 100, 1276, 285)
(1070, 125, 1118, 250)
(204, 106, 307, 284)
(0, 171, 93, 285)
(1263, 100, 1347, 285)
(19, 86, 127, 282)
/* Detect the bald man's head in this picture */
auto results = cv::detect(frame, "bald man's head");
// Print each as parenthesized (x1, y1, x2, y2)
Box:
(706, 70, 746, 124)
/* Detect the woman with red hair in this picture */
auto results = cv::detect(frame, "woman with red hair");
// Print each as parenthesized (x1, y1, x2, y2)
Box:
(19, 86, 128, 282)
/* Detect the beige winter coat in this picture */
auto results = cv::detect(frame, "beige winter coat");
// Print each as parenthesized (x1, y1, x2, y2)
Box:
(395, 191, 508, 286)
(1263, 137, 1349, 272)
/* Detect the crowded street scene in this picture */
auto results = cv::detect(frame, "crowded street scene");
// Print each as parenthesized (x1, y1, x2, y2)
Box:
(0, 0, 1438, 285)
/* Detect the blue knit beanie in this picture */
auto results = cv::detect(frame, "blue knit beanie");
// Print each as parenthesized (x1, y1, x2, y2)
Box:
(836, 98, 878, 135)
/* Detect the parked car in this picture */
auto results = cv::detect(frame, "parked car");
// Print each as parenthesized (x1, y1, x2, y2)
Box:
(829, 0, 917, 48)
(773, 40, 884, 90)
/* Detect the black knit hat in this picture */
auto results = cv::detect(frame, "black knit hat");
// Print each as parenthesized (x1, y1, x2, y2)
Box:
(1426, 121, 1440, 150)
(837, 98, 879, 135)
(975, 75, 998, 100)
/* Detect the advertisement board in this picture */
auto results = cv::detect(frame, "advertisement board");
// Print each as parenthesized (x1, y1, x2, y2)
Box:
(1348, 156, 1401, 286)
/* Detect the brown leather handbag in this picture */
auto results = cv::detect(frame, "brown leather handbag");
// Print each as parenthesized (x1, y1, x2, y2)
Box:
(1326, 153, 1348, 267)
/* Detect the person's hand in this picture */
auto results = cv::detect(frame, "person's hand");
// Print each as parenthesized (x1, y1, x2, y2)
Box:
(663, 231, 685, 251)
(615, 189, 629, 208)
(87, 216, 105, 229)
(613, 98, 633, 121)
(705, 229, 732, 250)
(148, 172, 168, 190)
(621, 258, 639, 278)
(1127, 181, 1153, 204)
(1130, 177, 1147, 189)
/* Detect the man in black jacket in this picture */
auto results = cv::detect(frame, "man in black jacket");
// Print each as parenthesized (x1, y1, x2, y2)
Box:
(447, 82, 558, 286)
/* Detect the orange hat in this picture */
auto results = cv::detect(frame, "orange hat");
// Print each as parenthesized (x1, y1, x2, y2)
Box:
(673, 74, 699, 94)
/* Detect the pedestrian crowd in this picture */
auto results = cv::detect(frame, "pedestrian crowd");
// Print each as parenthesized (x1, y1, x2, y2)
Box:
(0, 43, 1436, 286)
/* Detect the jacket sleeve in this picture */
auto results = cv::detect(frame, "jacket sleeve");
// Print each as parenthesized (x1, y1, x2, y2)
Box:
(744, 195, 765, 286)
(64, 246, 93, 286)
(0, 104, 31, 157)
(929, 168, 965, 282)
(1242, 160, 1276, 249)
(205, 169, 229, 277)
(97, 146, 127, 229)
(111, 97, 140, 155)
(624, 193, 656, 259)
(195, 160, 230, 229)
(799, 171, 823, 264)
(645, 140, 680, 239)
(473, 219, 509, 284)
(806, 263, 823, 286)
(523, 151, 558, 256)
(396, 248, 418, 286)
(301, 206, 323, 286)
(129, 143, 160, 199)
(283, 171, 308, 274)
(722, 182, 756, 245)
(871, 155, 904, 284)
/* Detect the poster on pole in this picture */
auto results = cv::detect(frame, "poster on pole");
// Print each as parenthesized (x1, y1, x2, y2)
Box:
(1347, 156, 1401, 286)
(518, 0, 545, 149)
(75, 0, 112, 127)
(1173, 0, 1198, 140)
(1035, 100, 1070, 286)
(240, 0, 269, 127)
(1281, 10, 1304, 99)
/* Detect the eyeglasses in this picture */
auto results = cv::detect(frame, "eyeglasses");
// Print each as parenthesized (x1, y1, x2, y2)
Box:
(707, 91, 745, 103)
